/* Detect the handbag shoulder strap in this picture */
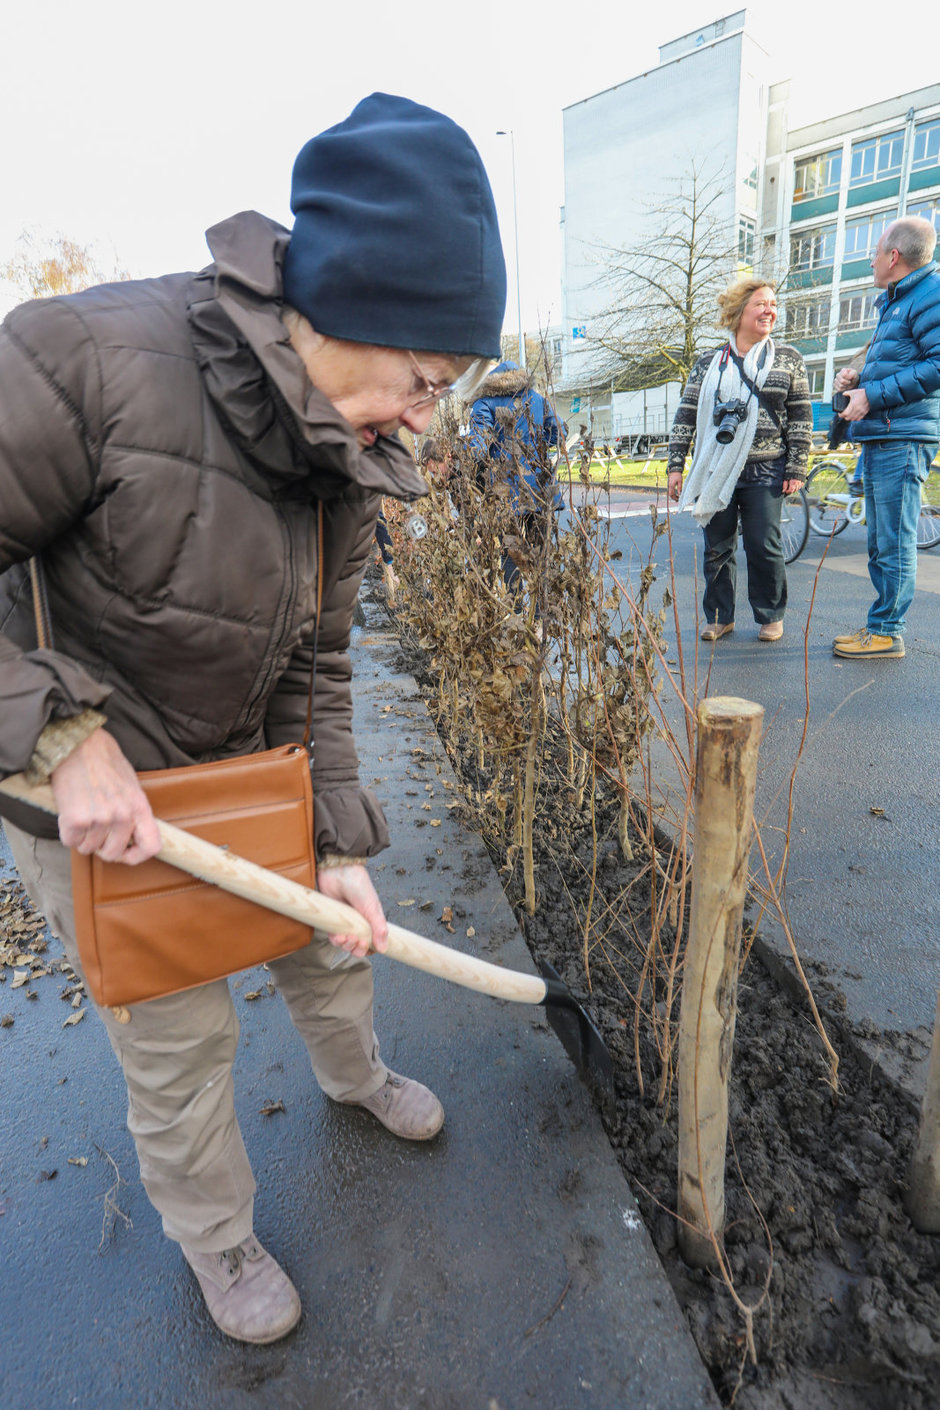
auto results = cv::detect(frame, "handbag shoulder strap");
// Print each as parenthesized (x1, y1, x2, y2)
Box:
(303, 502, 325, 755)
(29, 557, 54, 650)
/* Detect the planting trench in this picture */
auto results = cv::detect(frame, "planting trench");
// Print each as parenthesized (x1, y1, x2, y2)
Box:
(390, 609, 940, 1410)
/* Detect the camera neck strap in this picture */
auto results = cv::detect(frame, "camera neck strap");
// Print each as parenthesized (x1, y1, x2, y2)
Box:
(720, 342, 788, 455)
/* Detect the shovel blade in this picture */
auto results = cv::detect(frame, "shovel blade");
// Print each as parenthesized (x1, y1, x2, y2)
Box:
(538, 960, 614, 1099)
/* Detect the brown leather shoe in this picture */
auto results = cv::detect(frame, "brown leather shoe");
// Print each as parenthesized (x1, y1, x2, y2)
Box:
(345, 1070, 444, 1140)
(700, 622, 734, 641)
(181, 1235, 301, 1344)
(758, 621, 783, 641)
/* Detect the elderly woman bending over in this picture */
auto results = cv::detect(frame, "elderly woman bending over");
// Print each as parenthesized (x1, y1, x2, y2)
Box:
(667, 278, 811, 642)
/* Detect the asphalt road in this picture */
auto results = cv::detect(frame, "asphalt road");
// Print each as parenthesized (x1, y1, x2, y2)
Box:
(0, 593, 720, 1410)
(588, 488, 940, 1099)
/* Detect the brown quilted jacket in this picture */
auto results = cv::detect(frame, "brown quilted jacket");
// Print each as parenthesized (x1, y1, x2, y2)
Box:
(0, 211, 427, 859)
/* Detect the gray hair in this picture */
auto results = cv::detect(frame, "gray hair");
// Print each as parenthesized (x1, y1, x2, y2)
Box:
(884, 217, 937, 269)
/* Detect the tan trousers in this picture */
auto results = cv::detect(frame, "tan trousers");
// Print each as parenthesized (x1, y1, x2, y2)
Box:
(6, 824, 386, 1252)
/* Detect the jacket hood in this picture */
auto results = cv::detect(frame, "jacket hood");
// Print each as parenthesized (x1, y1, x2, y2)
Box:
(187, 211, 427, 502)
(474, 360, 534, 401)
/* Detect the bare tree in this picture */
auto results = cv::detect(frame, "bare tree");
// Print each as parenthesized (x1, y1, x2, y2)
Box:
(3, 230, 128, 301)
(584, 167, 746, 392)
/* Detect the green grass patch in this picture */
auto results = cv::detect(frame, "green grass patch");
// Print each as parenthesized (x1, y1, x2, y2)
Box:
(559, 448, 860, 492)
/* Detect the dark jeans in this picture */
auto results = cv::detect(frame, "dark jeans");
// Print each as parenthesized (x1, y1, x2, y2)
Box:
(502, 510, 549, 614)
(702, 481, 787, 626)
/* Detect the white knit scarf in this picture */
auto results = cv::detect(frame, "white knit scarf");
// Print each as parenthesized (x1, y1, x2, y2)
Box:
(677, 336, 775, 526)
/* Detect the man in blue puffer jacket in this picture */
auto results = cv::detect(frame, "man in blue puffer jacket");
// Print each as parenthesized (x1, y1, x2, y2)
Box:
(468, 360, 564, 610)
(833, 216, 940, 658)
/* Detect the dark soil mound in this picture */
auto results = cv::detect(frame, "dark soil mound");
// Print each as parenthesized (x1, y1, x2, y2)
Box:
(386, 591, 940, 1410)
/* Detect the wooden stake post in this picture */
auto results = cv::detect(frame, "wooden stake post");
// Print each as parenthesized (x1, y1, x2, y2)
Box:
(678, 696, 764, 1269)
(906, 984, 940, 1233)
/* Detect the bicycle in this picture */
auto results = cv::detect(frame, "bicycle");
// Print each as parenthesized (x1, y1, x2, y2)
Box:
(803, 458, 940, 552)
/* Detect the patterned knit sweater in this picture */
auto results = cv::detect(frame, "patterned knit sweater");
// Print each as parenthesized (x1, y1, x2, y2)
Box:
(667, 342, 812, 482)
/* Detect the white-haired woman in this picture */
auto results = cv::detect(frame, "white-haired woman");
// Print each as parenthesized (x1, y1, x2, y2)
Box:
(667, 278, 812, 642)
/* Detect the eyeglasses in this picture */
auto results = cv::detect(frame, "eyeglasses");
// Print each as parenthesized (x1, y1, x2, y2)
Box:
(406, 350, 455, 408)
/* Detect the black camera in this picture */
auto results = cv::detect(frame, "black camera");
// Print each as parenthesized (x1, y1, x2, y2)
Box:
(831, 391, 850, 413)
(713, 397, 749, 445)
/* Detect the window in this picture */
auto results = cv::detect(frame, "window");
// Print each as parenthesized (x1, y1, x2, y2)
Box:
(907, 197, 940, 234)
(912, 119, 940, 172)
(838, 291, 880, 332)
(738, 215, 756, 265)
(793, 149, 842, 202)
(785, 297, 830, 338)
(850, 130, 904, 186)
(805, 365, 826, 397)
(790, 223, 837, 271)
(843, 208, 897, 259)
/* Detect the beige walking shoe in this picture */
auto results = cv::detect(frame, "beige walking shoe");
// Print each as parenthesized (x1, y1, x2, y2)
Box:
(699, 617, 732, 640)
(181, 1235, 301, 1344)
(758, 620, 783, 642)
(344, 1070, 444, 1140)
(832, 626, 869, 645)
(700, 622, 734, 641)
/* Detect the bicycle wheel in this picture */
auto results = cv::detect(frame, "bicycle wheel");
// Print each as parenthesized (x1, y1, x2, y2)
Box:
(781, 487, 809, 563)
(917, 506, 940, 549)
(806, 460, 853, 537)
(917, 468, 940, 549)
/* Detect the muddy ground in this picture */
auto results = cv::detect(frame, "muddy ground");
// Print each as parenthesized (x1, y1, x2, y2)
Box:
(389, 603, 940, 1410)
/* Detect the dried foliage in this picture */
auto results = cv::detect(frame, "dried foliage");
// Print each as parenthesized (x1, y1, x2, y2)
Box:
(392, 403, 667, 929)
(3, 230, 128, 301)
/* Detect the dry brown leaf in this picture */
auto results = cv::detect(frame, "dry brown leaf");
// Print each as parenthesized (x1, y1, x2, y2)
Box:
(259, 1100, 285, 1116)
(11, 970, 29, 989)
(68, 1156, 88, 1167)
(467, 927, 476, 938)
(0, 1014, 13, 1028)
(430, 819, 442, 827)
(397, 898, 416, 907)
(63, 1009, 86, 1027)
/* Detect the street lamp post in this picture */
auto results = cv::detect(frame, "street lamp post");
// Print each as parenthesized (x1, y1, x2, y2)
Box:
(496, 129, 525, 369)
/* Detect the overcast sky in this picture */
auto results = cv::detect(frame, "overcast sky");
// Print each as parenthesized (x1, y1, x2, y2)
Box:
(2, 2, 936, 327)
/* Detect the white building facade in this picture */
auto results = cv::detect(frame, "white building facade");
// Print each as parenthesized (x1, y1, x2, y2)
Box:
(560, 10, 770, 438)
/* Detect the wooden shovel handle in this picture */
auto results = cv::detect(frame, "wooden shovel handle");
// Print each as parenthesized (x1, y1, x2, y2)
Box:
(0, 773, 547, 1007)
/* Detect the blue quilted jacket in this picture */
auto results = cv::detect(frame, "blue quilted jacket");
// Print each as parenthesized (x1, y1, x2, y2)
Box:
(850, 260, 940, 442)
(468, 362, 563, 509)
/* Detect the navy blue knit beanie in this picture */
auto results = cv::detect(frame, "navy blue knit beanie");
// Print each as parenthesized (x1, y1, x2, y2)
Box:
(282, 93, 506, 359)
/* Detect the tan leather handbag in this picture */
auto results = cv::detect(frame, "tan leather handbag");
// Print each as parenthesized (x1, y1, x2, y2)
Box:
(70, 742, 318, 1006)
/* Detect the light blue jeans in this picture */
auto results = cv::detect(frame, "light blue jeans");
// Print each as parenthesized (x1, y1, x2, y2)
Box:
(861, 439, 939, 636)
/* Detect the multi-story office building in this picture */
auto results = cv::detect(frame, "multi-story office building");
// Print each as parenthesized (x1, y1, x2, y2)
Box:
(560, 10, 940, 435)
(765, 87, 940, 399)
